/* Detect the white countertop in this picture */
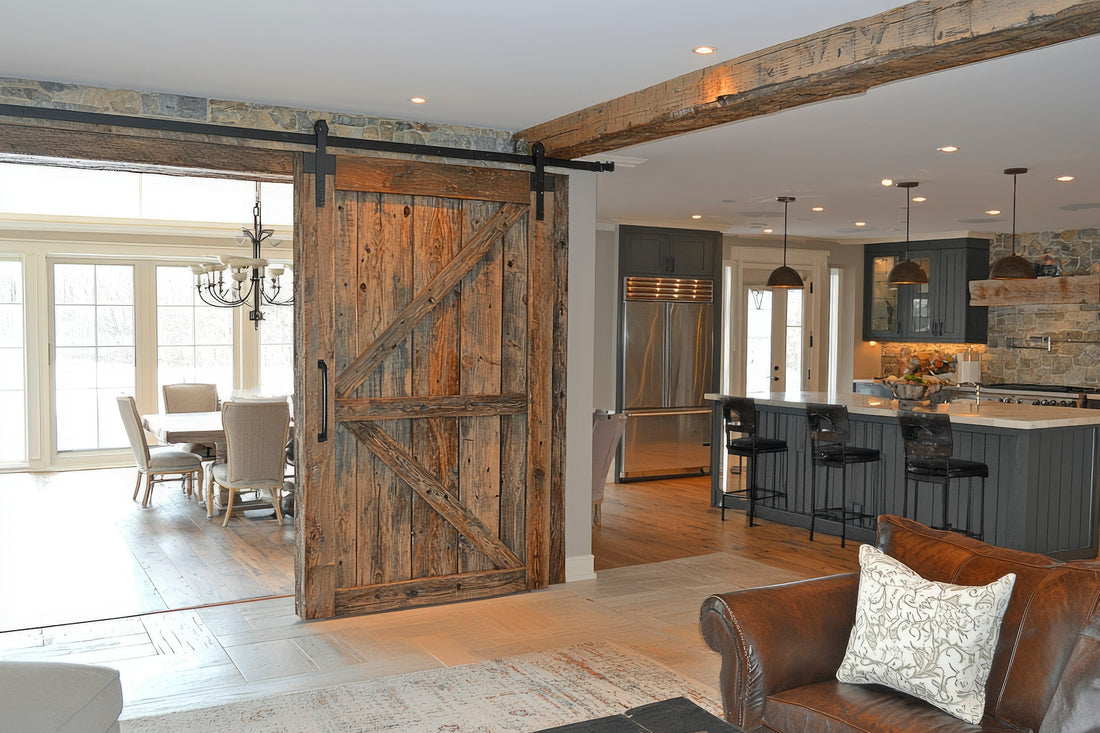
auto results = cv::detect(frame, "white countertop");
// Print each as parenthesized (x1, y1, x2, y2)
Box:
(704, 391, 1100, 430)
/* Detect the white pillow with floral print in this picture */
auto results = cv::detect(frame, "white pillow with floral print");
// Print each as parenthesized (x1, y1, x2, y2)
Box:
(836, 544, 1016, 725)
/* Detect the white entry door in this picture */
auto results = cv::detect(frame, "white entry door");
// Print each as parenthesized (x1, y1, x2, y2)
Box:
(744, 283, 807, 394)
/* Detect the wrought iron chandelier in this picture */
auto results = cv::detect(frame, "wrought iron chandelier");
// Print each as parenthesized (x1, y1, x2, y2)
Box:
(190, 182, 292, 328)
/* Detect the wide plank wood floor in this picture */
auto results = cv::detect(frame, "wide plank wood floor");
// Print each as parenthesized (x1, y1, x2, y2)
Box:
(0, 467, 293, 632)
(0, 470, 862, 721)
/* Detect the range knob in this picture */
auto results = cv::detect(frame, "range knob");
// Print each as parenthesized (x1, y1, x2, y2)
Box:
(1034, 400, 1043, 405)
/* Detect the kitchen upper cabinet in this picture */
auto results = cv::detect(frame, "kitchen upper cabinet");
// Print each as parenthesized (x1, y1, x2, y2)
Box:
(862, 238, 989, 343)
(620, 225, 719, 276)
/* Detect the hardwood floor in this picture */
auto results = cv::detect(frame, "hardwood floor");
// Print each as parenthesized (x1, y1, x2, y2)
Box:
(0, 471, 861, 721)
(0, 467, 293, 632)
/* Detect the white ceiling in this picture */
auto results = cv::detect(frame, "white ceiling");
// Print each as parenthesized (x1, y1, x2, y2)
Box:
(2, 0, 1097, 242)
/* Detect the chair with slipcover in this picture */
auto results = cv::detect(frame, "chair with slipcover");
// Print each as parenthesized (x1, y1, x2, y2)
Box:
(116, 395, 202, 507)
(162, 382, 220, 458)
(212, 400, 291, 527)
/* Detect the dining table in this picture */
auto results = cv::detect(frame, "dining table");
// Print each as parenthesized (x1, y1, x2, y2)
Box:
(141, 411, 225, 518)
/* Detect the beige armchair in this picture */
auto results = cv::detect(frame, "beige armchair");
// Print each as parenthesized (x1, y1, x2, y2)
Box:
(162, 382, 220, 458)
(212, 400, 291, 527)
(116, 395, 202, 507)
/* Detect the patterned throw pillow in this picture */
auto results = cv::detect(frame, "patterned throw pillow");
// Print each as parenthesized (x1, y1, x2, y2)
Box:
(836, 544, 1016, 725)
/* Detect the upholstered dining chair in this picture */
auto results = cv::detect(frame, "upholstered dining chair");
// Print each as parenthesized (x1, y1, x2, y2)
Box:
(212, 400, 291, 527)
(162, 382, 220, 458)
(116, 395, 202, 507)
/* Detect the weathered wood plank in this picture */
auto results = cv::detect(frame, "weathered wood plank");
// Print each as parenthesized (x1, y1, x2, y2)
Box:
(518, 1, 1100, 158)
(459, 200, 504, 574)
(0, 121, 294, 176)
(411, 196, 462, 579)
(336, 394, 527, 420)
(346, 421, 523, 570)
(334, 202, 528, 398)
(334, 569, 527, 615)
(332, 189, 360, 591)
(549, 174, 569, 585)
(526, 189, 555, 589)
(969, 274, 1100, 306)
(293, 156, 337, 620)
(336, 157, 530, 204)
(499, 196, 529, 564)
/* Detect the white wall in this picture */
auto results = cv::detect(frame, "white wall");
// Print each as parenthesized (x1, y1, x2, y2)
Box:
(593, 226, 618, 411)
(563, 171, 597, 581)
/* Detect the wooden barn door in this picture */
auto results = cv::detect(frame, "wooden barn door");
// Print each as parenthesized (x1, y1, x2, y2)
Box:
(294, 156, 561, 619)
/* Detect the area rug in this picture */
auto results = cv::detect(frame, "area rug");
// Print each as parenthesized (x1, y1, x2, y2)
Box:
(120, 641, 720, 732)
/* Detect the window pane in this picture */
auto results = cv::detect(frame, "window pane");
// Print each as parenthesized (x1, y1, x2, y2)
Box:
(95, 265, 133, 305)
(0, 391, 26, 463)
(156, 266, 194, 306)
(54, 305, 96, 346)
(55, 347, 98, 389)
(55, 388, 97, 452)
(0, 261, 22, 303)
(785, 290, 803, 388)
(158, 306, 194, 346)
(97, 347, 136, 389)
(0, 303, 23, 344)
(0, 347, 23, 384)
(745, 289, 772, 395)
(259, 266, 294, 397)
(97, 305, 134, 346)
(54, 264, 95, 304)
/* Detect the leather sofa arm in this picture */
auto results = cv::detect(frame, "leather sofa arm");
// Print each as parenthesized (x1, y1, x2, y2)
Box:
(699, 572, 859, 731)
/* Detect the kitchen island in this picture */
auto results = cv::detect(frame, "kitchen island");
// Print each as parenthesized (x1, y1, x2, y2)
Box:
(706, 391, 1100, 559)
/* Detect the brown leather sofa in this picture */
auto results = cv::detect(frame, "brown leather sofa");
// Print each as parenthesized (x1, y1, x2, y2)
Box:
(699, 515, 1100, 732)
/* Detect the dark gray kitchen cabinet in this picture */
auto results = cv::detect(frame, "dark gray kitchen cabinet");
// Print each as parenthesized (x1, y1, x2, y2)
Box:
(620, 225, 718, 276)
(862, 238, 989, 343)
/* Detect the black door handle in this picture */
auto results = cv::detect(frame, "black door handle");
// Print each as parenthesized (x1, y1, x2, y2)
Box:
(317, 359, 329, 443)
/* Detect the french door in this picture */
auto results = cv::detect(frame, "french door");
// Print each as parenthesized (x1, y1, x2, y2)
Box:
(294, 155, 565, 619)
(744, 280, 809, 394)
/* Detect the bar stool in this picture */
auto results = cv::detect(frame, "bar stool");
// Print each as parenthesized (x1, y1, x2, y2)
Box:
(721, 397, 787, 525)
(898, 412, 989, 539)
(806, 403, 881, 548)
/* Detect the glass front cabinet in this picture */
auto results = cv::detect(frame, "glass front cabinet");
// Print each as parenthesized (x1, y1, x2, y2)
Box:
(862, 238, 989, 344)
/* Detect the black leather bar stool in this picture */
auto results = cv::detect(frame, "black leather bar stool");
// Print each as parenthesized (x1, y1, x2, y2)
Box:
(721, 397, 787, 525)
(898, 412, 989, 539)
(806, 403, 881, 548)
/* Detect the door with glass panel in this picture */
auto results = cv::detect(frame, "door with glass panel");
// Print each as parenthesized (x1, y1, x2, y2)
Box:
(52, 263, 135, 453)
(744, 282, 808, 395)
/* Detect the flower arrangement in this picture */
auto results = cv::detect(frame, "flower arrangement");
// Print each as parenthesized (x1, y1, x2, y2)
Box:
(881, 351, 954, 407)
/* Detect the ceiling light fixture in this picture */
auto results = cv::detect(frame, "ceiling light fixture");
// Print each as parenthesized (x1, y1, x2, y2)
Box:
(763, 228, 773, 234)
(812, 206, 824, 212)
(880, 178, 893, 187)
(1057, 175, 1075, 182)
(986, 209, 1001, 216)
(693, 45, 716, 55)
(854, 221, 867, 227)
(409, 97, 427, 104)
(912, 196, 926, 203)
(937, 145, 960, 153)
(887, 181, 928, 285)
(766, 196, 803, 289)
(989, 167, 1036, 280)
(691, 214, 702, 220)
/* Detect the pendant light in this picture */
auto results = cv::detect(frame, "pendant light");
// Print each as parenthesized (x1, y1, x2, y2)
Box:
(886, 181, 928, 285)
(766, 195, 804, 289)
(989, 167, 1036, 280)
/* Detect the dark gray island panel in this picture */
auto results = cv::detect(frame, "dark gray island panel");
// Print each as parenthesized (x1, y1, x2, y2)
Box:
(708, 393, 1100, 560)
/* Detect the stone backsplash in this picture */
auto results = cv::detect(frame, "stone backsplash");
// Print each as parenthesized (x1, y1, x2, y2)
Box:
(880, 228, 1100, 385)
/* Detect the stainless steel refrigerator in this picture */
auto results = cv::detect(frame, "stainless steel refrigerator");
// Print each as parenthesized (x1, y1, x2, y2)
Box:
(618, 276, 714, 480)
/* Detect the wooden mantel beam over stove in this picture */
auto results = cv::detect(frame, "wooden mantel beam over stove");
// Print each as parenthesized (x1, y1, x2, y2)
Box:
(518, 0, 1100, 159)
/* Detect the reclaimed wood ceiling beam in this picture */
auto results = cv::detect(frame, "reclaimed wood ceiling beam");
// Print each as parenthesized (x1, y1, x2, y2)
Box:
(519, 0, 1100, 159)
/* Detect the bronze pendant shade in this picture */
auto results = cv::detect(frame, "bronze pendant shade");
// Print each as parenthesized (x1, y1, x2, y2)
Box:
(989, 168, 1036, 280)
(886, 181, 928, 285)
(766, 195, 804, 289)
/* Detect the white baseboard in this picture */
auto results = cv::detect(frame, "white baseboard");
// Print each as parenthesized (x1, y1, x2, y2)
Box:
(565, 554, 596, 582)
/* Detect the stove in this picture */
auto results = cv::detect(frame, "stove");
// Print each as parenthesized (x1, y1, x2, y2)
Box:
(954, 382, 1100, 408)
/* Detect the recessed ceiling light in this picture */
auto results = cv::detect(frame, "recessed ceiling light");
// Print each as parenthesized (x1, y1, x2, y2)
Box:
(1057, 175, 1075, 182)
(691, 214, 702, 220)
(912, 196, 926, 203)
(986, 209, 1001, 215)
(880, 178, 893, 187)
(409, 97, 427, 104)
(937, 145, 960, 153)
(763, 228, 774, 234)
(693, 45, 716, 55)
(854, 221, 867, 227)
(811, 206, 824, 212)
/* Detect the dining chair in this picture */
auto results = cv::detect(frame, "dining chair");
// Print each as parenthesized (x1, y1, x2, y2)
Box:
(212, 400, 291, 527)
(162, 383, 220, 458)
(116, 395, 202, 507)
